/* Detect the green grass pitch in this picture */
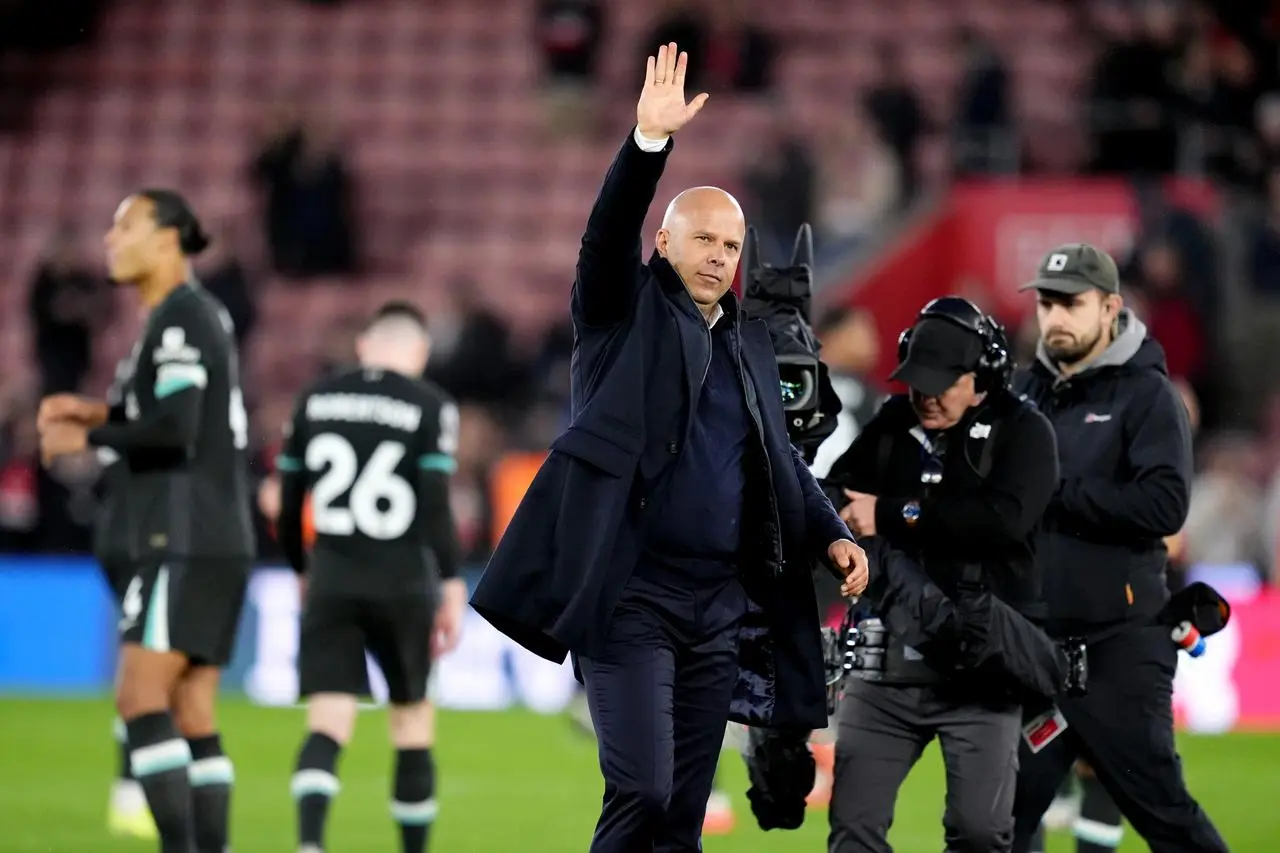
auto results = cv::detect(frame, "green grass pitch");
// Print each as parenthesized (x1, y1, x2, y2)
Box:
(3, 697, 1276, 851)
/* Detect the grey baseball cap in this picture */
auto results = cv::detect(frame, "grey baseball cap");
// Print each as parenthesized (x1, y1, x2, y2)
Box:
(1020, 243, 1120, 296)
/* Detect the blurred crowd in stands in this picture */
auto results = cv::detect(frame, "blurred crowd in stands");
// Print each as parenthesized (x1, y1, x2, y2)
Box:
(2, 0, 1280, 587)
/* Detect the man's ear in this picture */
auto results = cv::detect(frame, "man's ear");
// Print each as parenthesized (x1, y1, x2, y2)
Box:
(1104, 293, 1124, 318)
(655, 228, 670, 257)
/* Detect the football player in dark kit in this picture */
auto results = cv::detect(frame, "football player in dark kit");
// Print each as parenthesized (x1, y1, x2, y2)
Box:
(39, 189, 256, 853)
(275, 301, 466, 853)
(1010, 244, 1228, 853)
(824, 297, 1060, 853)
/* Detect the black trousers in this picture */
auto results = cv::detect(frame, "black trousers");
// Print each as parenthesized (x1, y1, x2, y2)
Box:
(1011, 624, 1228, 853)
(829, 678, 1022, 853)
(577, 562, 746, 853)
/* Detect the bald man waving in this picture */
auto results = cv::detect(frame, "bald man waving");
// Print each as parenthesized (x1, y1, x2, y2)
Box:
(471, 44, 867, 851)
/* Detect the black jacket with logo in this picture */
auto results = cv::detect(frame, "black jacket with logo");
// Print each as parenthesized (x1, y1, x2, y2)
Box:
(825, 388, 1059, 620)
(1014, 311, 1193, 636)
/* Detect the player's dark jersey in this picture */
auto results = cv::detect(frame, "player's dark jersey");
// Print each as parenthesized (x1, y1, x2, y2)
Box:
(277, 367, 458, 595)
(114, 282, 255, 561)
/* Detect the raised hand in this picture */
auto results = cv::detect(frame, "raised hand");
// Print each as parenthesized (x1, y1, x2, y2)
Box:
(636, 42, 709, 139)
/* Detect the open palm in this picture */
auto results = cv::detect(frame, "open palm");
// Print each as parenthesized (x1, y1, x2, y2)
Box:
(636, 42, 709, 138)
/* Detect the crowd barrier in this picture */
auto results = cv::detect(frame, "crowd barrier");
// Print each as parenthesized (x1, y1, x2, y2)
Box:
(1, 556, 1277, 732)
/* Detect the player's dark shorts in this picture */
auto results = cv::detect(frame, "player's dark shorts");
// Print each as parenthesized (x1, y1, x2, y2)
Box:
(299, 590, 436, 704)
(98, 555, 137, 602)
(118, 558, 250, 667)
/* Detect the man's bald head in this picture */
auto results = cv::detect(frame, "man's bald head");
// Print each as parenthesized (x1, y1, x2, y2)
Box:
(655, 186, 746, 320)
(661, 186, 744, 230)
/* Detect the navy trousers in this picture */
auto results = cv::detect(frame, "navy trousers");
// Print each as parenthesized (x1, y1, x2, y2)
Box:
(578, 560, 747, 853)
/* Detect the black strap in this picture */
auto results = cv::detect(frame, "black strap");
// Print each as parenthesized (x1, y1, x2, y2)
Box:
(875, 430, 894, 488)
(975, 418, 1001, 479)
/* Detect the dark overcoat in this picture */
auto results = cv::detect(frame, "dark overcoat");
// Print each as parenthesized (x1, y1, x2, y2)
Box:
(470, 132, 851, 729)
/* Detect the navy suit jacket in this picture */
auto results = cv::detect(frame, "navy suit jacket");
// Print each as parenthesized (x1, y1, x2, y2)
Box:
(470, 131, 851, 729)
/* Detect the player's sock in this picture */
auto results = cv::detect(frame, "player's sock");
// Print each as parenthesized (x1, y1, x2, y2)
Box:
(116, 716, 134, 781)
(109, 715, 158, 838)
(126, 711, 196, 853)
(1074, 773, 1123, 852)
(391, 748, 437, 853)
(187, 734, 233, 853)
(291, 732, 343, 850)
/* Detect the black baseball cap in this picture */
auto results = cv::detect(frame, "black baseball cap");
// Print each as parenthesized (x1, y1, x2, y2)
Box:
(890, 318, 984, 397)
(1020, 243, 1120, 296)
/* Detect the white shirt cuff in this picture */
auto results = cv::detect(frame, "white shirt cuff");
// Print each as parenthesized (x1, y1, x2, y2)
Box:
(633, 126, 669, 152)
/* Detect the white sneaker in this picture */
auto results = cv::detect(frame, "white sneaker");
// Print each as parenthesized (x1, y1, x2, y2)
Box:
(107, 780, 157, 839)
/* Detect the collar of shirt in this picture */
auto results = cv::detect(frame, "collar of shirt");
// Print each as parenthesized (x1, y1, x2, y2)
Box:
(707, 304, 725, 328)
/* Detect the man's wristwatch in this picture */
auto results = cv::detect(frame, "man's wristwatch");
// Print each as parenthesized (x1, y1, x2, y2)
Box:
(901, 500, 921, 528)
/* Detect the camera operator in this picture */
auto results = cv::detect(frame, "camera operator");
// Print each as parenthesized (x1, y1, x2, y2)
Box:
(1010, 244, 1228, 853)
(825, 297, 1059, 853)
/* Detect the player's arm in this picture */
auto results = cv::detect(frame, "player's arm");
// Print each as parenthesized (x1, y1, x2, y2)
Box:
(420, 397, 465, 656)
(87, 307, 207, 455)
(418, 399, 461, 583)
(275, 398, 310, 576)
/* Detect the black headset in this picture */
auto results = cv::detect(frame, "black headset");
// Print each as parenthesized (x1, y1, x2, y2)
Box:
(896, 296, 1013, 393)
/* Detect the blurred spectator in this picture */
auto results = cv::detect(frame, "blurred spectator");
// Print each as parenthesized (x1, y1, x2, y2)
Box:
(951, 27, 1014, 175)
(523, 318, 575, 447)
(425, 281, 520, 407)
(197, 222, 258, 356)
(252, 107, 359, 279)
(1129, 239, 1207, 384)
(1254, 94, 1280, 176)
(1131, 179, 1218, 320)
(642, 0, 776, 94)
(1088, 0, 1180, 174)
(1183, 433, 1268, 572)
(451, 404, 506, 565)
(536, 0, 605, 139)
(813, 107, 901, 262)
(27, 227, 111, 396)
(863, 42, 925, 199)
(810, 306, 884, 479)
(741, 111, 815, 263)
(1249, 166, 1280, 297)
(1199, 36, 1262, 187)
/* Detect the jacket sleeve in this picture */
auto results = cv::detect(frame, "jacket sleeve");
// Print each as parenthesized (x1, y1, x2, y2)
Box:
(876, 405, 1060, 547)
(570, 128, 672, 328)
(790, 444, 856, 559)
(1051, 378, 1192, 539)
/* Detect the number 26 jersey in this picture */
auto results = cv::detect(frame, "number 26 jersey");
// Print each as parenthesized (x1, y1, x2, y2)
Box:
(276, 367, 458, 590)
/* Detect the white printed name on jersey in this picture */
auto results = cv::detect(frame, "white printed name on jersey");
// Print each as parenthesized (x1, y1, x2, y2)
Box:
(306, 393, 423, 433)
